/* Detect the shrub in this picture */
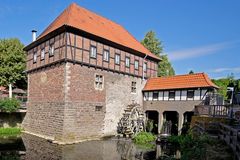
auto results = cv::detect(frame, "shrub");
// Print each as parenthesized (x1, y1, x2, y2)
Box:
(133, 132, 156, 144)
(0, 98, 20, 112)
(0, 127, 22, 136)
(146, 120, 154, 132)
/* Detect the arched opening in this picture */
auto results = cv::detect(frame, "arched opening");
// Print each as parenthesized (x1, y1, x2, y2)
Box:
(163, 111, 179, 135)
(182, 111, 194, 134)
(145, 111, 158, 134)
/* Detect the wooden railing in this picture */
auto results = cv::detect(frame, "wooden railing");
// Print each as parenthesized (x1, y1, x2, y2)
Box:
(195, 105, 231, 118)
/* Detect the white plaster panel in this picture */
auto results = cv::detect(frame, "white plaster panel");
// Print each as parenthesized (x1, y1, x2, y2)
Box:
(194, 90, 201, 100)
(149, 92, 153, 101)
(163, 91, 168, 101)
(181, 90, 187, 100)
(159, 91, 163, 101)
(175, 91, 181, 100)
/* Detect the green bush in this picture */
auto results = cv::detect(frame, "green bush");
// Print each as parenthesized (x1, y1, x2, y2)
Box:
(0, 98, 20, 112)
(146, 120, 154, 132)
(133, 132, 156, 144)
(0, 127, 22, 136)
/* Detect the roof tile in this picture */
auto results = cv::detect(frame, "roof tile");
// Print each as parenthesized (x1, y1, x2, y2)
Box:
(143, 73, 219, 91)
(38, 3, 160, 61)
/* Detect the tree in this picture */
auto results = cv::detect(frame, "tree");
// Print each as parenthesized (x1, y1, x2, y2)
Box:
(0, 38, 26, 98)
(189, 70, 194, 74)
(141, 30, 175, 77)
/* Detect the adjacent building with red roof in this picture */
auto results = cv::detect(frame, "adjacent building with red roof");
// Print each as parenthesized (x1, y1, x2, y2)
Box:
(143, 73, 219, 135)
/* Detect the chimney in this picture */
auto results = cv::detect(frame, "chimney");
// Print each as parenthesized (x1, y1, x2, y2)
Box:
(32, 30, 37, 42)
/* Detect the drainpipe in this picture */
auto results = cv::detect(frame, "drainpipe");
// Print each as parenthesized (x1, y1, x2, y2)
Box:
(142, 54, 148, 80)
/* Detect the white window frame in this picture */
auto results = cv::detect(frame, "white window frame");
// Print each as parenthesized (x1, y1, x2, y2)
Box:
(103, 50, 109, 61)
(187, 90, 194, 99)
(41, 49, 45, 60)
(90, 46, 97, 58)
(33, 51, 37, 63)
(125, 57, 130, 68)
(131, 81, 137, 93)
(95, 74, 104, 90)
(134, 60, 139, 70)
(169, 91, 175, 100)
(153, 91, 159, 100)
(49, 44, 54, 57)
(115, 54, 120, 65)
(143, 62, 147, 72)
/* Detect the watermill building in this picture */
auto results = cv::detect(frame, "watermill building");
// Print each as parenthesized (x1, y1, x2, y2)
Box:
(23, 3, 160, 143)
(23, 3, 218, 143)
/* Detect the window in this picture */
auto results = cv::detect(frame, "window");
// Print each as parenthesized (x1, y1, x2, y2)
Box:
(187, 90, 194, 99)
(90, 46, 97, 58)
(49, 45, 54, 57)
(143, 62, 147, 72)
(125, 57, 130, 68)
(153, 92, 159, 100)
(41, 49, 45, 60)
(95, 106, 103, 111)
(134, 60, 139, 70)
(131, 81, 136, 93)
(115, 54, 120, 65)
(103, 50, 109, 61)
(95, 74, 104, 90)
(33, 52, 37, 63)
(169, 91, 175, 100)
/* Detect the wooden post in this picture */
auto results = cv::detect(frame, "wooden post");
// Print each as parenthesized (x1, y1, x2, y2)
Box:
(9, 83, 12, 99)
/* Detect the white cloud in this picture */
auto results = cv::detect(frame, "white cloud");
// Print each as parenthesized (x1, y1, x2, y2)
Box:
(166, 41, 237, 61)
(209, 67, 240, 73)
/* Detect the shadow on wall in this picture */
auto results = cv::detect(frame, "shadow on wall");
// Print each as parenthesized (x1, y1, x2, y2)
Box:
(0, 112, 26, 128)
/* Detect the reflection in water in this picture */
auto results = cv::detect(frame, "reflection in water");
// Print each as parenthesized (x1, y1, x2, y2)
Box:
(0, 133, 179, 160)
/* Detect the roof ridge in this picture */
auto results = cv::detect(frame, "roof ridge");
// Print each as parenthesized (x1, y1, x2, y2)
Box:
(148, 72, 205, 80)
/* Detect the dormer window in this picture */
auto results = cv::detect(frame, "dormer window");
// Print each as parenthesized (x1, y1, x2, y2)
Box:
(49, 45, 54, 57)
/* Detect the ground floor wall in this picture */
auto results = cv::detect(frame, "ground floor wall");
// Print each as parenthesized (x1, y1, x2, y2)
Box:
(23, 62, 145, 143)
(143, 100, 202, 134)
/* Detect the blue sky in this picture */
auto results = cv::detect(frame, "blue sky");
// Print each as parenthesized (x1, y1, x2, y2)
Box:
(1, 0, 240, 79)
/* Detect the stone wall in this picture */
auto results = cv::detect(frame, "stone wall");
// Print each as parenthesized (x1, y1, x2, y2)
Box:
(23, 62, 145, 143)
(62, 63, 145, 141)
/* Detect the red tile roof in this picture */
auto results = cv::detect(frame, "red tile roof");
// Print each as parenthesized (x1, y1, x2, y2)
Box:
(143, 73, 219, 91)
(38, 3, 160, 61)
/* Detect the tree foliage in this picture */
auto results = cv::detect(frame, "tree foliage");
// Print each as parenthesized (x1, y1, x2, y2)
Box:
(212, 74, 240, 100)
(0, 98, 20, 112)
(141, 30, 175, 77)
(189, 70, 194, 74)
(0, 38, 26, 88)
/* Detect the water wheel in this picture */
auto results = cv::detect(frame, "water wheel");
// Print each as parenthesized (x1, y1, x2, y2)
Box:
(117, 104, 145, 137)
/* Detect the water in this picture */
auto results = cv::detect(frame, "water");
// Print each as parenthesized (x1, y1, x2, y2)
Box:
(0, 133, 179, 160)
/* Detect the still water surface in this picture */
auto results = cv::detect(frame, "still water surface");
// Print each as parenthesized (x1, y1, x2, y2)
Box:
(0, 133, 179, 160)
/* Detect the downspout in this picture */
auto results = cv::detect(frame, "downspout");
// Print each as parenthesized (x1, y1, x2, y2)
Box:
(142, 54, 148, 80)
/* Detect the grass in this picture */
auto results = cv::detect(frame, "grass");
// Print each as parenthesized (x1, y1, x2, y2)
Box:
(0, 127, 22, 137)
